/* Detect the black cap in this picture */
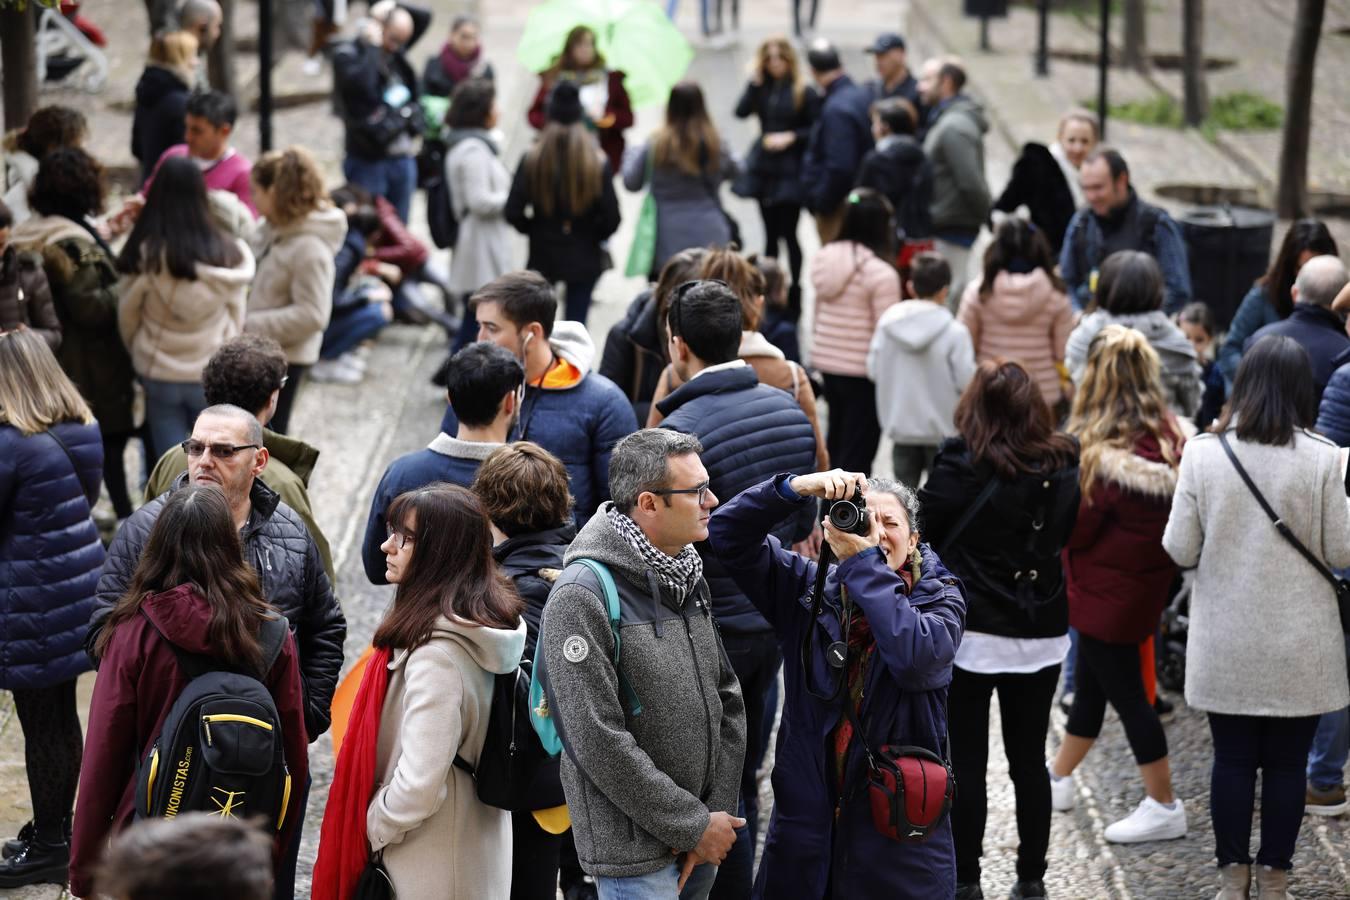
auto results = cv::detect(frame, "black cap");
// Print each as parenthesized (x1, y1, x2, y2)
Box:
(865, 32, 906, 54)
(806, 39, 841, 73)
(547, 81, 584, 126)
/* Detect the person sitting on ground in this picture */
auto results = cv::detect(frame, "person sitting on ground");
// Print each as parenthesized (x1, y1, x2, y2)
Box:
(143, 333, 334, 582)
(363, 342, 524, 584)
(1245, 254, 1350, 406)
(1, 105, 88, 225)
(868, 252, 975, 487)
(993, 108, 1098, 255)
(422, 15, 494, 98)
(445, 271, 639, 526)
(94, 814, 274, 900)
(131, 31, 198, 186)
(0, 200, 60, 348)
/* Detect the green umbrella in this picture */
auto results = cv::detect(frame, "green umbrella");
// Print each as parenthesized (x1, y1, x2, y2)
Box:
(516, 0, 694, 109)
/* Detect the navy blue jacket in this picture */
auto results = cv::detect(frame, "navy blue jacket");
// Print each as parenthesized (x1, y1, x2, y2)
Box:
(1, 421, 105, 690)
(362, 436, 494, 584)
(801, 74, 874, 214)
(1316, 354, 1350, 447)
(708, 477, 965, 900)
(657, 365, 817, 633)
(1247, 304, 1350, 405)
(1218, 282, 1281, 388)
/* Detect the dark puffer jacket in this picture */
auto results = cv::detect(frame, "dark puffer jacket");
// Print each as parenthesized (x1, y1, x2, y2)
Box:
(1316, 356, 1350, 447)
(130, 64, 190, 184)
(493, 524, 575, 661)
(87, 474, 346, 739)
(657, 365, 817, 634)
(1, 420, 105, 690)
(733, 77, 817, 207)
(992, 142, 1077, 254)
(918, 436, 1080, 639)
(0, 246, 61, 350)
(598, 289, 666, 424)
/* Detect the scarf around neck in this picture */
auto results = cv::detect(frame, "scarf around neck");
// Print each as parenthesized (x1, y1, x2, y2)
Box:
(607, 507, 704, 604)
(440, 43, 481, 85)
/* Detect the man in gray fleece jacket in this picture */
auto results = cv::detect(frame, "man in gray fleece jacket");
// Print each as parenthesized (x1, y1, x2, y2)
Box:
(539, 429, 746, 898)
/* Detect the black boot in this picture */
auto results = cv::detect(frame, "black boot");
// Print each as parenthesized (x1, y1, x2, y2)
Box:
(1, 821, 32, 859)
(0, 837, 69, 888)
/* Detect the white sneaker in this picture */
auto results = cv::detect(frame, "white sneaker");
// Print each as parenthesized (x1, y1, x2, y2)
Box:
(338, 350, 368, 374)
(302, 56, 323, 77)
(309, 358, 363, 384)
(1048, 764, 1075, 811)
(1103, 796, 1187, 843)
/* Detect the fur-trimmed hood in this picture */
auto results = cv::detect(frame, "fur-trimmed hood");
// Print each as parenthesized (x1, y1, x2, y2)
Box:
(1089, 434, 1180, 498)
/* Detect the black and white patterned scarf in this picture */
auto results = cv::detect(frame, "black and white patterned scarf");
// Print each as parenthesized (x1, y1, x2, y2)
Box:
(607, 507, 704, 604)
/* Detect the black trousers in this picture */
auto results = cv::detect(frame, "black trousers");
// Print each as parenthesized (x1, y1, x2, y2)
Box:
(1208, 712, 1320, 870)
(10, 679, 83, 844)
(1066, 633, 1168, 764)
(268, 364, 308, 436)
(821, 373, 882, 475)
(511, 809, 563, 900)
(101, 430, 136, 518)
(949, 664, 1061, 884)
(758, 203, 803, 289)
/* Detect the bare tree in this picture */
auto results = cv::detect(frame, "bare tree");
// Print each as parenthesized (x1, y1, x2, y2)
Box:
(0, 1, 40, 131)
(1181, 0, 1208, 126)
(1276, 0, 1325, 218)
(1122, 0, 1150, 72)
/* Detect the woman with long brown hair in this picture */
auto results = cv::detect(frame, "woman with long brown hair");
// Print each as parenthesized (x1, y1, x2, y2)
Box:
(506, 81, 621, 326)
(1049, 325, 1187, 845)
(734, 36, 815, 314)
(919, 360, 1080, 900)
(69, 486, 308, 899)
(623, 81, 739, 277)
(527, 25, 633, 174)
(316, 484, 525, 900)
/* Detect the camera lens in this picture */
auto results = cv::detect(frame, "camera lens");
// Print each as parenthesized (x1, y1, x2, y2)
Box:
(829, 500, 861, 533)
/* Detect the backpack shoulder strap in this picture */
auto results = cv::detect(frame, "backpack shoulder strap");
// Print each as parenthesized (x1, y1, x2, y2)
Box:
(937, 476, 1001, 558)
(569, 558, 642, 716)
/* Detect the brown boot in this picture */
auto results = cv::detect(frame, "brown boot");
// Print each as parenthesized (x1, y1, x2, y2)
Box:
(1254, 866, 1289, 899)
(1215, 864, 1250, 900)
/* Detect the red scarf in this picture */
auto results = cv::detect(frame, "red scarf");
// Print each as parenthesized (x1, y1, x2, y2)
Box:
(439, 43, 481, 85)
(313, 646, 392, 900)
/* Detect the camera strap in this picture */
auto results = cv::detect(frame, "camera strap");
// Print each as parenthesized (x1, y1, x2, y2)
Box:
(801, 543, 851, 701)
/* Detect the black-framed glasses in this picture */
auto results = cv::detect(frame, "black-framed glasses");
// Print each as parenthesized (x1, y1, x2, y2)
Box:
(181, 440, 261, 459)
(651, 481, 712, 505)
(669, 279, 731, 345)
(384, 525, 416, 550)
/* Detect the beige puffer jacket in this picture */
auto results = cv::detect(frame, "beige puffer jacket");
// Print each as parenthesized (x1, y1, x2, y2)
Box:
(245, 205, 347, 365)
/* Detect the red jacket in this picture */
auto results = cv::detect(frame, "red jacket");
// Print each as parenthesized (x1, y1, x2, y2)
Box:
(70, 585, 309, 897)
(1064, 429, 1182, 644)
(361, 195, 429, 274)
(527, 70, 633, 174)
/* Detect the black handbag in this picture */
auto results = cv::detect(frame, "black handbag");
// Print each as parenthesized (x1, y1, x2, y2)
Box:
(1219, 433, 1350, 632)
(353, 852, 396, 899)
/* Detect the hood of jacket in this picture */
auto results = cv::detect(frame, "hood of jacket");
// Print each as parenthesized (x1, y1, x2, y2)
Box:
(414, 614, 526, 676)
(878, 300, 957, 351)
(811, 242, 879, 301)
(131, 241, 256, 328)
(135, 64, 189, 108)
(261, 205, 347, 255)
(11, 214, 92, 250)
(445, 127, 498, 154)
(494, 524, 575, 579)
(1091, 433, 1179, 499)
(140, 583, 241, 659)
(978, 268, 1060, 325)
(549, 319, 597, 377)
(738, 329, 785, 360)
(1093, 309, 1197, 363)
(263, 427, 320, 487)
(932, 94, 989, 136)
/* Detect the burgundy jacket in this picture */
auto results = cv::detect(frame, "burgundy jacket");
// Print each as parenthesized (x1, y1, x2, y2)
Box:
(528, 70, 633, 174)
(70, 585, 308, 897)
(1064, 429, 1183, 644)
(362, 194, 429, 274)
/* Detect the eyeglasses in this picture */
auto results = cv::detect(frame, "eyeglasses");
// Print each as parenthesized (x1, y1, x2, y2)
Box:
(669, 279, 731, 345)
(182, 440, 261, 459)
(384, 525, 416, 550)
(651, 481, 712, 505)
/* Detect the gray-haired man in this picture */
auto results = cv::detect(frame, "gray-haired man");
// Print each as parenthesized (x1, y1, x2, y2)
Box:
(539, 429, 746, 900)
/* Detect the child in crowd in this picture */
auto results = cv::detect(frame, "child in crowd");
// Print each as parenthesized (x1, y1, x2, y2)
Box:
(95, 814, 274, 900)
(753, 254, 801, 363)
(867, 252, 975, 487)
(1177, 302, 1225, 431)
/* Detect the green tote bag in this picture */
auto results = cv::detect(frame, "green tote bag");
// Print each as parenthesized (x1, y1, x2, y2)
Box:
(624, 148, 658, 278)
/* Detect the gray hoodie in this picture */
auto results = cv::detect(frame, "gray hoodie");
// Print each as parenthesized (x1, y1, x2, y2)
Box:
(924, 95, 992, 233)
(1066, 308, 1203, 417)
(867, 300, 976, 445)
(538, 505, 746, 878)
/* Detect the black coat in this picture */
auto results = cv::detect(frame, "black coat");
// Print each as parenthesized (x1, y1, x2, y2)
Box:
(332, 38, 421, 160)
(856, 134, 933, 240)
(918, 437, 1080, 639)
(130, 65, 190, 184)
(733, 78, 817, 207)
(504, 158, 622, 284)
(493, 524, 575, 661)
(1248, 304, 1350, 405)
(598, 289, 666, 423)
(993, 142, 1077, 254)
(88, 475, 346, 740)
(800, 75, 874, 214)
(421, 51, 494, 98)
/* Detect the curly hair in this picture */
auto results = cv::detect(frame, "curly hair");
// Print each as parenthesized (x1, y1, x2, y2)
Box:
(472, 441, 573, 536)
(30, 146, 105, 220)
(16, 105, 87, 158)
(202, 334, 288, 415)
(251, 146, 328, 227)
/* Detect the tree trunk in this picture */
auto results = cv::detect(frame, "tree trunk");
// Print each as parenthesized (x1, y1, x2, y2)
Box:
(1122, 0, 1149, 72)
(1, 6, 37, 132)
(208, 0, 238, 98)
(1276, 0, 1325, 218)
(1181, 0, 1208, 126)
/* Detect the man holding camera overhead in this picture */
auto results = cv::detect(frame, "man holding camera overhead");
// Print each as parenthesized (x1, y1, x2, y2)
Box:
(707, 469, 967, 899)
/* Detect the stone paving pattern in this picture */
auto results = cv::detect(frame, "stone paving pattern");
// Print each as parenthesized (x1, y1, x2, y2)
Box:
(2, 0, 1349, 897)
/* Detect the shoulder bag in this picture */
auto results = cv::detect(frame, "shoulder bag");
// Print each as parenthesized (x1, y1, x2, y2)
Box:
(624, 148, 659, 278)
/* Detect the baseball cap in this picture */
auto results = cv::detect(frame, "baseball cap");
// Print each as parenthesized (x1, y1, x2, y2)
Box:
(865, 33, 907, 54)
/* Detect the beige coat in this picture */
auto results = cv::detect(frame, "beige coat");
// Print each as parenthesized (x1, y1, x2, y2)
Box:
(367, 615, 527, 900)
(245, 205, 346, 365)
(119, 240, 255, 382)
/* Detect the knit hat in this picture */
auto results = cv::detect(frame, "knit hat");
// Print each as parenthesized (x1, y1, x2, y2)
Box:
(547, 81, 584, 125)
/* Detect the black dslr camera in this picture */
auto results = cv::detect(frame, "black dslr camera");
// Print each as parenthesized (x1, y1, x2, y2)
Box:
(827, 486, 870, 536)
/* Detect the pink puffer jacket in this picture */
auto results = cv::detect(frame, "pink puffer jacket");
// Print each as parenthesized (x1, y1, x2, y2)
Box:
(957, 268, 1075, 406)
(809, 242, 900, 377)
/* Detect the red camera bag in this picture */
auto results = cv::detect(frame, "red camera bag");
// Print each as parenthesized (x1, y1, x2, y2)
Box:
(864, 744, 955, 843)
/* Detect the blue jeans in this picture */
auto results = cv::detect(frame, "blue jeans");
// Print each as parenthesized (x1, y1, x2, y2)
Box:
(596, 861, 717, 900)
(1307, 632, 1350, 790)
(141, 378, 207, 462)
(1062, 627, 1079, 694)
(342, 154, 417, 223)
(321, 303, 388, 359)
(565, 277, 599, 326)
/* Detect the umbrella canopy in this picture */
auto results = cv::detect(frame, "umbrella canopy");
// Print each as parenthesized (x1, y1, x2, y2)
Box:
(516, 0, 694, 108)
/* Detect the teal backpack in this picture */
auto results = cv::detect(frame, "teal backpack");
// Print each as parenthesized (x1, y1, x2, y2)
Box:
(529, 558, 642, 756)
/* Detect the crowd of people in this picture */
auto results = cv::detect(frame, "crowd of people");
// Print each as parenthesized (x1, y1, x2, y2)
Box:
(1, 2, 1349, 900)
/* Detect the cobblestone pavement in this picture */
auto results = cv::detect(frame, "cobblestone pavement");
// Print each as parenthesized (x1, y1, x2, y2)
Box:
(3, 1, 1350, 898)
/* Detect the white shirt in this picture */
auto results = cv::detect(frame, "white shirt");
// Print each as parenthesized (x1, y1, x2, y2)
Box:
(954, 631, 1070, 675)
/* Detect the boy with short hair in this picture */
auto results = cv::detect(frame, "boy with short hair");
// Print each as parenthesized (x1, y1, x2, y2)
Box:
(95, 814, 273, 900)
(866, 252, 975, 487)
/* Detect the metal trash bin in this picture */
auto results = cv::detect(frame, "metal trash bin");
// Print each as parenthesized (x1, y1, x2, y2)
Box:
(1176, 205, 1275, 331)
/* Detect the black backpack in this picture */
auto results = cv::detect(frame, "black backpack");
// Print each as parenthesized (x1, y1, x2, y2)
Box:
(895, 154, 934, 241)
(134, 613, 294, 832)
(424, 134, 493, 250)
(452, 662, 557, 811)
